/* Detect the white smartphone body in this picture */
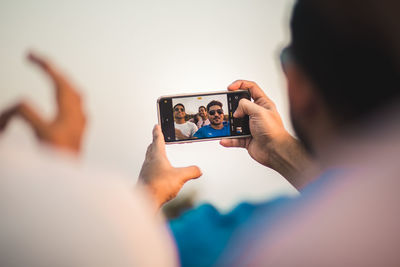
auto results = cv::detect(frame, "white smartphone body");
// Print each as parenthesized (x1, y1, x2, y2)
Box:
(157, 90, 251, 144)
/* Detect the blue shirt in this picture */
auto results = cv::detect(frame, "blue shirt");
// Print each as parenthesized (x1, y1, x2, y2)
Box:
(168, 170, 342, 267)
(193, 122, 230, 138)
(169, 198, 290, 267)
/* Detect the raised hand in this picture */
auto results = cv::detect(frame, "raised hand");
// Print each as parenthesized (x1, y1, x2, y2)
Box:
(0, 52, 86, 154)
(138, 125, 202, 209)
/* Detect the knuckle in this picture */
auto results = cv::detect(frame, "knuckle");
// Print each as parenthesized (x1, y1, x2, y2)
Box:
(146, 144, 152, 153)
(247, 80, 257, 87)
(17, 99, 30, 110)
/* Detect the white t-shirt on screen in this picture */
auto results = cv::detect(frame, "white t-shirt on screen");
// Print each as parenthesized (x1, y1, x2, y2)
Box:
(174, 121, 198, 139)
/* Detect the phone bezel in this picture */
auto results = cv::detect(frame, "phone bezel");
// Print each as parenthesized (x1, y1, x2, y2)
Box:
(157, 90, 251, 144)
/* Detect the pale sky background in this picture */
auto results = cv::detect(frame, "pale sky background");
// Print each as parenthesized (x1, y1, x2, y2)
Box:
(0, 0, 298, 211)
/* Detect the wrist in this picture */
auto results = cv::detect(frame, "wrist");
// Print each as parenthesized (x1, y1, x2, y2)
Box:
(137, 180, 165, 210)
(268, 132, 314, 189)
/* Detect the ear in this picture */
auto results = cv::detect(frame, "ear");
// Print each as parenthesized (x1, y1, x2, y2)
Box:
(285, 63, 319, 119)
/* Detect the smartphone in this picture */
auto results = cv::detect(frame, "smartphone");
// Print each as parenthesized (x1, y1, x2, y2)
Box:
(157, 90, 251, 143)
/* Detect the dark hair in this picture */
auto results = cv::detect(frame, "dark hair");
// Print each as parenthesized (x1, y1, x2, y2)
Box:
(193, 113, 201, 124)
(206, 100, 223, 112)
(173, 103, 185, 111)
(199, 106, 206, 112)
(290, 0, 400, 125)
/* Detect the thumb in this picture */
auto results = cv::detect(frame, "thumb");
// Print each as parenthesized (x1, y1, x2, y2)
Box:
(219, 138, 248, 148)
(234, 98, 261, 118)
(15, 101, 48, 137)
(176, 165, 202, 182)
(0, 105, 18, 132)
(152, 124, 166, 153)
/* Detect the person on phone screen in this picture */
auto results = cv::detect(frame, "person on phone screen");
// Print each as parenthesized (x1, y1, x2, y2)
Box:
(196, 106, 210, 129)
(193, 101, 229, 138)
(173, 103, 198, 140)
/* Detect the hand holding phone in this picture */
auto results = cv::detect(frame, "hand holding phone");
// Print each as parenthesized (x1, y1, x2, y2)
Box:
(138, 125, 202, 209)
(221, 80, 317, 189)
(158, 90, 251, 143)
(220, 80, 290, 165)
(145, 80, 313, 208)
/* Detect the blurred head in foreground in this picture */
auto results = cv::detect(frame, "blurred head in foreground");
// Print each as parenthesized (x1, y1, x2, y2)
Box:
(283, 0, 400, 156)
(219, 0, 400, 265)
(0, 145, 178, 267)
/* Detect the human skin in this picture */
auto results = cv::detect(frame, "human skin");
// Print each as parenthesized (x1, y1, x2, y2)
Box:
(0, 52, 86, 155)
(138, 125, 202, 209)
(139, 80, 316, 208)
(208, 105, 224, 130)
(199, 107, 208, 120)
(173, 105, 190, 139)
(173, 105, 186, 124)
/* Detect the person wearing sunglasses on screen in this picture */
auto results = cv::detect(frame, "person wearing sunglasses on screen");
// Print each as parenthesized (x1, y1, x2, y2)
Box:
(173, 103, 198, 140)
(193, 100, 229, 138)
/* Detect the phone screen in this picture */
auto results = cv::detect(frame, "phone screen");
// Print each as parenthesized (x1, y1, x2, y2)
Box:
(158, 90, 251, 143)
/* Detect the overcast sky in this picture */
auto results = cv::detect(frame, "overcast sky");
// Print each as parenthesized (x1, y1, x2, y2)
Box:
(0, 0, 298, 210)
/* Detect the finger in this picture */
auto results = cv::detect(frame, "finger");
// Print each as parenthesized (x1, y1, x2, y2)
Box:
(0, 105, 19, 132)
(27, 52, 70, 87)
(233, 98, 263, 118)
(28, 52, 81, 116)
(228, 80, 272, 103)
(152, 124, 166, 153)
(219, 138, 248, 148)
(145, 143, 153, 158)
(176, 165, 202, 182)
(16, 101, 49, 138)
(28, 52, 58, 77)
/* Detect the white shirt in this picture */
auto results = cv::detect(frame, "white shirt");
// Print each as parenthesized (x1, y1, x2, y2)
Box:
(174, 121, 198, 139)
